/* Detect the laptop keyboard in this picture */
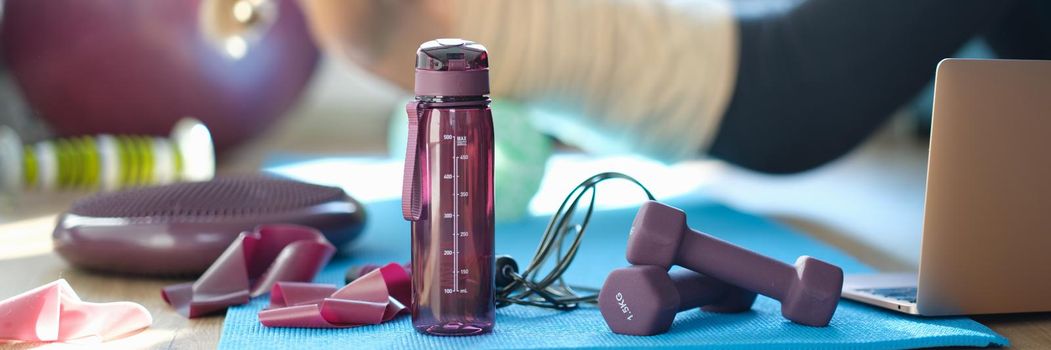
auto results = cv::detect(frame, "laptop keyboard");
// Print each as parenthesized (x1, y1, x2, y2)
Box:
(856, 287, 917, 304)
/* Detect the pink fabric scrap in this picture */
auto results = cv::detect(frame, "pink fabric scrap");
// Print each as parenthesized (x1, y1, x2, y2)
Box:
(162, 224, 336, 318)
(0, 279, 152, 343)
(259, 263, 410, 328)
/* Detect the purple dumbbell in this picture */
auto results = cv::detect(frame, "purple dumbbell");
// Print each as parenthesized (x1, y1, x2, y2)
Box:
(598, 265, 757, 335)
(626, 201, 844, 326)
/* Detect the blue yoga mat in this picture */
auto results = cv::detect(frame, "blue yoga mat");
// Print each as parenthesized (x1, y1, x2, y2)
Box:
(219, 198, 1007, 349)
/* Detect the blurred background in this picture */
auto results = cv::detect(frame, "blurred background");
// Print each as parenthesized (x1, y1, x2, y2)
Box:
(0, 0, 1029, 271)
(8, 1, 1051, 347)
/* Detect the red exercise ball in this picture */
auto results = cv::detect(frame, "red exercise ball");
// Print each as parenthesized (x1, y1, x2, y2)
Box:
(1, 0, 319, 152)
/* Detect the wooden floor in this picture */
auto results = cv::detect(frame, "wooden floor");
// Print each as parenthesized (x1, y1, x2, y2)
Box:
(2, 61, 1049, 349)
(0, 251, 223, 350)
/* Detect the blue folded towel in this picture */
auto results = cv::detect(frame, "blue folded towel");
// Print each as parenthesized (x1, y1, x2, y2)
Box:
(219, 198, 1007, 349)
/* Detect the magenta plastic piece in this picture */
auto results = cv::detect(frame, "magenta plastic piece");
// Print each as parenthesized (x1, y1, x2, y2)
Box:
(345, 263, 413, 306)
(403, 39, 496, 336)
(0, 279, 152, 343)
(598, 266, 756, 336)
(626, 201, 844, 327)
(259, 263, 410, 328)
(162, 224, 335, 318)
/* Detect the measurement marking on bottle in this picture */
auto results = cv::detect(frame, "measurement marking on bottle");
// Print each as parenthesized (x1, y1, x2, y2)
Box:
(451, 117, 460, 294)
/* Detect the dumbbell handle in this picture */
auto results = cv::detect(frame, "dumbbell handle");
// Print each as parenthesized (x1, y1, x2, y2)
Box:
(678, 229, 796, 301)
(670, 269, 736, 311)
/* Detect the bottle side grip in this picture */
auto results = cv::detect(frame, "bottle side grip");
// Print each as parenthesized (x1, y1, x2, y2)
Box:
(402, 102, 427, 221)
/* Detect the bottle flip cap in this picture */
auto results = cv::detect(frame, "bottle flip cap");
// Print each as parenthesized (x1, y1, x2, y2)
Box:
(413, 38, 490, 97)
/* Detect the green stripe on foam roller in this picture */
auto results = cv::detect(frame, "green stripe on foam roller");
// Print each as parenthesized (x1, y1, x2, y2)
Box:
(81, 136, 100, 188)
(139, 136, 154, 185)
(64, 138, 82, 188)
(3, 117, 213, 192)
(126, 136, 142, 186)
(173, 140, 184, 181)
(71, 137, 87, 188)
(23, 147, 36, 188)
(117, 135, 131, 187)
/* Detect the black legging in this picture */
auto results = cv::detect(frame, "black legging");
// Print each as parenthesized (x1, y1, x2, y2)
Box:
(709, 0, 1048, 174)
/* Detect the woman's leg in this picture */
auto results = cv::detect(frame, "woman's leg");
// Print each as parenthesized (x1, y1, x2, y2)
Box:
(709, 0, 1014, 173)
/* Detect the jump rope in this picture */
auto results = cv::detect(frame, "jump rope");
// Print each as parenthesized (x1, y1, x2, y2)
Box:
(494, 172, 654, 310)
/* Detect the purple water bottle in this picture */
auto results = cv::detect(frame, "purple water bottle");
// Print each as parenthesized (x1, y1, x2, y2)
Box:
(402, 39, 495, 336)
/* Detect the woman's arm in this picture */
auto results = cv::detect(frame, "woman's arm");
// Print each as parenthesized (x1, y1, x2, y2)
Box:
(299, 0, 1015, 173)
(301, 0, 738, 163)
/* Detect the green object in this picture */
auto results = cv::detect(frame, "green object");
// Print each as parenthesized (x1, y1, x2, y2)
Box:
(390, 99, 552, 221)
(81, 136, 100, 188)
(0, 118, 214, 193)
(23, 147, 36, 187)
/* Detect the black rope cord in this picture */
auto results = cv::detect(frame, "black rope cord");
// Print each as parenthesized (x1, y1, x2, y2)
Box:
(495, 172, 655, 310)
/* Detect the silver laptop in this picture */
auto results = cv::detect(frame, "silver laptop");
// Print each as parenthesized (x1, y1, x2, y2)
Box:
(842, 59, 1051, 316)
